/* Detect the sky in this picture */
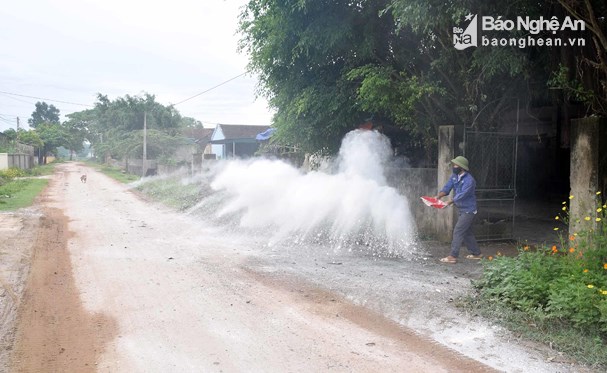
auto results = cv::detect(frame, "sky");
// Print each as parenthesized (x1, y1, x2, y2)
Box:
(0, 0, 273, 132)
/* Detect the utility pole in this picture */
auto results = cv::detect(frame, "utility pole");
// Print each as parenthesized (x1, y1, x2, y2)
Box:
(142, 112, 147, 177)
(16, 117, 20, 142)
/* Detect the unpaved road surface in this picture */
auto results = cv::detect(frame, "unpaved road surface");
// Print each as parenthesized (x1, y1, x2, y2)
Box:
(1, 163, 588, 372)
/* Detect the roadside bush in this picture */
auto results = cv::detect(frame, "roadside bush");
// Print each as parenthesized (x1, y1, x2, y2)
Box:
(0, 167, 27, 179)
(474, 194, 607, 337)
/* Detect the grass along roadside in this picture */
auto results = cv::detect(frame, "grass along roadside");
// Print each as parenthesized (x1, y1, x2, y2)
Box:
(88, 162, 140, 184)
(466, 194, 607, 370)
(461, 293, 607, 369)
(87, 162, 202, 209)
(0, 164, 56, 211)
(134, 174, 203, 211)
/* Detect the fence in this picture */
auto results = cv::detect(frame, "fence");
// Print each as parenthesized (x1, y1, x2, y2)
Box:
(463, 130, 518, 240)
(0, 153, 36, 170)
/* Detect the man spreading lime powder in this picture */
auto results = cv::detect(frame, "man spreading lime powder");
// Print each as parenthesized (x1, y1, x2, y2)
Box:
(435, 156, 482, 264)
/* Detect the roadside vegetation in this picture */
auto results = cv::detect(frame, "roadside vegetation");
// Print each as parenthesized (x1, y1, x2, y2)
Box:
(87, 162, 201, 210)
(133, 174, 203, 211)
(89, 162, 140, 184)
(468, 195, 607, 368)
(0, 163, 57, 210)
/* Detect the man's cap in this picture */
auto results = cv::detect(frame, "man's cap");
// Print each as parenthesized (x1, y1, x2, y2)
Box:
(451, 156, 469, 171)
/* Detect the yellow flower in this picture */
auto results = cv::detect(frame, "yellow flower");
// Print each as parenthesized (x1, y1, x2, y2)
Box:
(597, 218, 602, 222)
(603, 204, 607, 209)
(569, 195, 574, 199)
(588, 284, 595, 289)
(562, 201, 567, 205)
(602, 290, 607, 295)
(562, 206, 567, 211)
(584, 216, 591, 221)
(583, 269, 589, 273)
(574, 232, 578, 236)
(555, 216, 560, 220)
(598, 208, 603, 213)
(553, 227, 559, 231)
(597, 191, 602, 195)
(496, 251, 502, 256)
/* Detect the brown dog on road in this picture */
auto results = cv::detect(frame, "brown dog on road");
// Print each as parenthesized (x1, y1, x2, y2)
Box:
(80, 174, 87, 183)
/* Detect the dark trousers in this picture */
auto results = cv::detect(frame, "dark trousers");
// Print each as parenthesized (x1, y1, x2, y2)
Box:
(450, 212, 481, 258)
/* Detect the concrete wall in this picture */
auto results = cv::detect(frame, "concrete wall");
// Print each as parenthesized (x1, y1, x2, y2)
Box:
(0, 153, 7, 170)
(0, 153, 35, 170)
(386, 167, 438, 238)
(569, 117, 606, 233)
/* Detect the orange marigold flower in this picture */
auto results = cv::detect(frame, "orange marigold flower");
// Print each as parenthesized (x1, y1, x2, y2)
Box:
(569, 247, 575, 253)
(569, 235, 575, 241)
(583, 269, 589, 273)
(603, 263, 607, 270)
(488, 256, 493, 261)
(523, 246, 529, 251)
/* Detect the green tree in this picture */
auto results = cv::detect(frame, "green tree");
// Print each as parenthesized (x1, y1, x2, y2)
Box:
(36, 122, 67, 164)
(552, 0, 607, 116)
(239, 0, 402, 153)
(17, 130, 44, 160)
(2, 128, 18, 141)
(89, 93, 184, 162)
(28, 101, 60, 128)
(238, 0, 568, 161)
(63, 110, 96, 160)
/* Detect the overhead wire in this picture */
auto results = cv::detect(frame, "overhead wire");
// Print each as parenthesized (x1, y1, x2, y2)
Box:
(0, 90, 92, 107)
(1, 71, 262, 126)
(172, 72, 248, 106)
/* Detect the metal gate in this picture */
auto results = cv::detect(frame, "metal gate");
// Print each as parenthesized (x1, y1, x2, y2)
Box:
(463, 128, 518, 241)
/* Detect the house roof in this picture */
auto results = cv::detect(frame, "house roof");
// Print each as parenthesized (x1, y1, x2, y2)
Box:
(182, 127, 214, 144)
(218, 124, 271, 140)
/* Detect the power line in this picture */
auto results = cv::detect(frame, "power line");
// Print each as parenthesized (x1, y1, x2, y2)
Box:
(173, 72, 248, 106)
(0, 90, 93, 107)
(0, 92, 37, 105)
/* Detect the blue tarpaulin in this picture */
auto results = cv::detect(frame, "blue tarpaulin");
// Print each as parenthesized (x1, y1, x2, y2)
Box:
(255, 128, 276, 141)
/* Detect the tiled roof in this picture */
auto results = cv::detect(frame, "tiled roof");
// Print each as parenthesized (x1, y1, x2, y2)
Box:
(219, 124, 270, 139)
(182, 127, 214, 143)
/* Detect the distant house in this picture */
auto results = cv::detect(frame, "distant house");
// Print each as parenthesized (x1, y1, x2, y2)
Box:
(182, 127, 214, 155)
(210, 124, 271, 159)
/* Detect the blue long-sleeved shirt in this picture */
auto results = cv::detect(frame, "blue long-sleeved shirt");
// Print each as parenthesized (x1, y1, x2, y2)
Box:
(440, 172, 477, 213)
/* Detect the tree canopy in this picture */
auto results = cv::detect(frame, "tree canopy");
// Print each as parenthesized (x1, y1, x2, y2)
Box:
(239, 0, 605, 161)
(28, 101, 60, 128)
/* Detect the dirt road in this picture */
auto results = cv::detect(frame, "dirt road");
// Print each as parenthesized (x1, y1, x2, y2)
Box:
(2, 162, 502, 372)
(3, 162, 589, 373)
